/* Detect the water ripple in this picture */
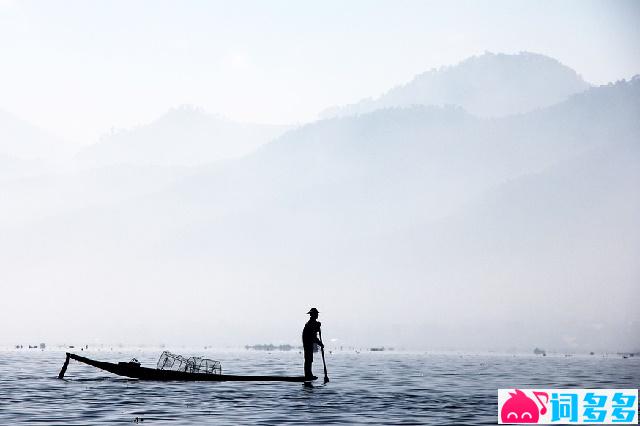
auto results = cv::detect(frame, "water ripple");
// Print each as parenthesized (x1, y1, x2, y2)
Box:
(0, 350, 637, 424)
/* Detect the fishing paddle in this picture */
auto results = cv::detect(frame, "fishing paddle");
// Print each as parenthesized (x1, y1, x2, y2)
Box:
(319, 329, 329, 383)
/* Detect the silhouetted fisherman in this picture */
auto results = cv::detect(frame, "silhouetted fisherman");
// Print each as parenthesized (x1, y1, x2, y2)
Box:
(302, 307, 324, 380)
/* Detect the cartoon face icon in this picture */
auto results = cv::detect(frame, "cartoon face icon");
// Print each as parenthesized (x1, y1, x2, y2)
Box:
(501, 389, 548, 423)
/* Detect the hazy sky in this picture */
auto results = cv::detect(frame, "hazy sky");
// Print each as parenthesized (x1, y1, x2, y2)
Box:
(0, 0, 639, 144)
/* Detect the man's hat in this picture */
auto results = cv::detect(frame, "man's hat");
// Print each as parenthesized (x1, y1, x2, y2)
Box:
(307, 308, 319, 314)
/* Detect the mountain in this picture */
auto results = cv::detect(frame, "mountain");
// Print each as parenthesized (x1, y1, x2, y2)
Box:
(75, 105, 292, 167)
(163, 78, 637, 236)
(321, 52, 591, 119)
(3, 77, 637, 349)
(373, 135, 640, 350)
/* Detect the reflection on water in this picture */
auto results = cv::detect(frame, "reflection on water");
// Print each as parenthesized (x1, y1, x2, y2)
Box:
(0, 350, 637, 424)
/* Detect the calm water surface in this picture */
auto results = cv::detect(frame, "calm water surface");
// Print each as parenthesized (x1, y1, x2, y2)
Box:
(0, 349, 637, 424)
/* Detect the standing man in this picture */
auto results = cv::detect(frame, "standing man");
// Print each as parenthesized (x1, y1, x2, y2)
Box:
(302, 307, 324, 380)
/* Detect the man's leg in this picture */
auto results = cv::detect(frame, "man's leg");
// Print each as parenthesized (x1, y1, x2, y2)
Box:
(304, 347, 314, 379)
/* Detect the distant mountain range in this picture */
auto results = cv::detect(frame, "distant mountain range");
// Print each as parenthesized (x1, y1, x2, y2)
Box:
(4, 76, 637, 349)
(75, 105, 292, 167)
(154, 77, 639, 246)
(1, 53, 638, 350)
(321, 52, 590, 119)
(2, 52, 592, 172)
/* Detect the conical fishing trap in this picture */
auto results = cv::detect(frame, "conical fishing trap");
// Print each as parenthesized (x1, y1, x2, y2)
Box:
(157, 351, 221, 375)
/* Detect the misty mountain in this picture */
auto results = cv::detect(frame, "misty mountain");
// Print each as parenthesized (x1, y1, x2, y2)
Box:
(158, 77, 638, 238)
(371, 136, 640, 350)
(75, 105, 292, 167)
(321, 52, 590, 119)
(3, 77, 637, 349)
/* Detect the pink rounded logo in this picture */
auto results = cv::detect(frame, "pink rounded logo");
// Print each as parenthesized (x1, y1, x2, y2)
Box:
(501, 389, 548, 423)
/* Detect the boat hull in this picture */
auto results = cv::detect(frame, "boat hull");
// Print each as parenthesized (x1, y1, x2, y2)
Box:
(60, 353, 310, 382)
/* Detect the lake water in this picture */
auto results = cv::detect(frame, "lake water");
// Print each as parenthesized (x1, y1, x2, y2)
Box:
(0, 349, 637, 424)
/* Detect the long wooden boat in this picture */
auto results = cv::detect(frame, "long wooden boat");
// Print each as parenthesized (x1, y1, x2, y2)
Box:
(58, 352, 311, 382)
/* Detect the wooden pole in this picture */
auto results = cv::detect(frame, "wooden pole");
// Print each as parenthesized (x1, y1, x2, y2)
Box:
(319, 330, 329, 383)
(58, 353, 70, 379)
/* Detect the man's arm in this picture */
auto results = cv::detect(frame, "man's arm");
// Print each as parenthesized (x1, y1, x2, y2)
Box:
(316, 323, 324, 348)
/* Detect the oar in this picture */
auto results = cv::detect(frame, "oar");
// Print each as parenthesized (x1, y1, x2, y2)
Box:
(319, 329, 329, 383)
